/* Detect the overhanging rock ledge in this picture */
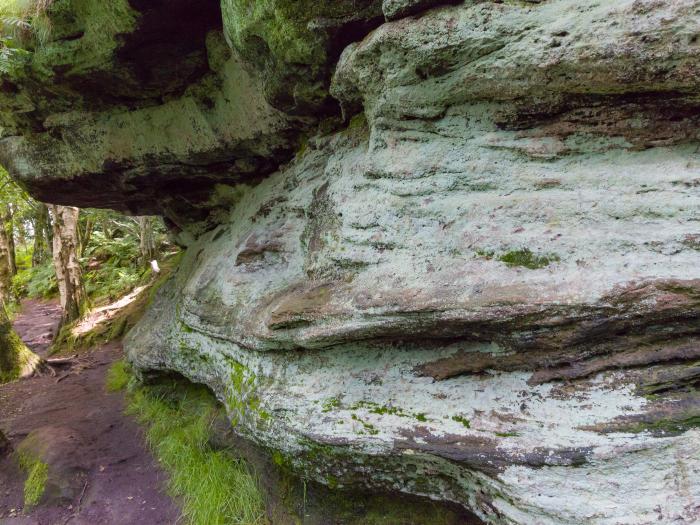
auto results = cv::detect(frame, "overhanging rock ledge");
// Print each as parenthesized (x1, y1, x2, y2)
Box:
(1, 0, 699, 523)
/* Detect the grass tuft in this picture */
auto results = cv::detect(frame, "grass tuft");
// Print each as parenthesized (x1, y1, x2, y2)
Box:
(105, 360, 131, 392)
(117, 370, 266, 525)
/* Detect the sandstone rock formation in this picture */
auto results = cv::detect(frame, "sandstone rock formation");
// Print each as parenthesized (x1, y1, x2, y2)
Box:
(2, 1, 699, 523)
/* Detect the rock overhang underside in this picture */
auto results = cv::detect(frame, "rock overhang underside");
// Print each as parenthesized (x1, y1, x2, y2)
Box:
(2, 0, 700, 523)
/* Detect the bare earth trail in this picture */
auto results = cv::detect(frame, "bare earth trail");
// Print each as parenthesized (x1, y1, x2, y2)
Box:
(0, 300, 180, 524)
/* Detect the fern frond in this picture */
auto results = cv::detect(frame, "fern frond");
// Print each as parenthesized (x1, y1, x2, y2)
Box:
(1, 16, 31, 30)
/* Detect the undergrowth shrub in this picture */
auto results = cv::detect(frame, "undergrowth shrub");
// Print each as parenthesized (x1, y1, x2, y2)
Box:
(83, 230, 150, 303)
(12, 261, 57, 299)
(0, 0, 53, 42)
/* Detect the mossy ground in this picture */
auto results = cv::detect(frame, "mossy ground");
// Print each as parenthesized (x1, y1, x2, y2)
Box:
(17, 452, 48, 508)
(109, 362, 266, 525)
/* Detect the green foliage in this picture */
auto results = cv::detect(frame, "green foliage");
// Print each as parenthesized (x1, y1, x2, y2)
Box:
(12, 261, 57, 299)
(123, 374, 266, 525)
(0, 0, 52, 73)
(0, 0, 53, 38)
(85, 228, 139, 263)
(81, 212, 169, 303)
(18, 452, 48, 508)
(84, 263, 146, 303)
(106, 360, 131, 392)
(0, 33, 28, 73)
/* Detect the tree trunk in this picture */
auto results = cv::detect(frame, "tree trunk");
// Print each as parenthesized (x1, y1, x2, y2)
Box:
(138, 216, 157, 265)
(0, 305, 42, 384)
(32, 204, 52, 267)
(5, 205, 16, 276)
(0, 213, 12, 304)
(50, 205, 86, 325)
(79, 216, 93, 258)
(44, 204, 53, 258)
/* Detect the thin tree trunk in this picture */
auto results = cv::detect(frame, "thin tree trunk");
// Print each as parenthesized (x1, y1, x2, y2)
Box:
(138, 216, 157, 265)
(50, 205, 87, 325)
(79, 215, 93, 258)
(32, 205, 48, 267)
(44, 204, 53, 259)
(5, 205, 16, 276)
(0, 213, 12, 303)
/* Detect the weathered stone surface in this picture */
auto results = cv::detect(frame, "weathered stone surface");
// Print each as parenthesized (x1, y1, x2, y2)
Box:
(0, 0, 383, 233)
(221, 0, 383, 114)
(382, 0, 459, 21)
(17, 426, 88, 506)
(3, 0, 700, 523)
(126, 112, 700, 521)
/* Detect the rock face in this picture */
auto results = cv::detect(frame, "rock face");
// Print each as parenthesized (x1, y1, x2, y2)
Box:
(2, 0, 700, 523)
(17, 426, 88, 506)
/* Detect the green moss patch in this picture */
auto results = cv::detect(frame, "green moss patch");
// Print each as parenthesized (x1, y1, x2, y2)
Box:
(499, 249, 560, 269)
(18, 453, 48, 508)
(475, 247, 560, 269)
(622, 416, 700, 436)
(0, 308, 40, 384)
(451, 415, 470, 429)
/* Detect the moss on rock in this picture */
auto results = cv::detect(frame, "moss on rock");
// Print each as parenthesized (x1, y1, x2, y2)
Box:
(221, 0, 382, 113)
(0, 306, 41, 383)
(18, 452, 49, 509)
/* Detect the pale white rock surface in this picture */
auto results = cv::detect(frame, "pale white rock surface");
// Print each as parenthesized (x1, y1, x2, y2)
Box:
(0, 0, 698, 522)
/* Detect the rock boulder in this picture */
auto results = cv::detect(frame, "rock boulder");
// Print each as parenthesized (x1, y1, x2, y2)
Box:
(2, 0, 699, 523)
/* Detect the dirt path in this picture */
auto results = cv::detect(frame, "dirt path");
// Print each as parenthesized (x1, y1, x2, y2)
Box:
(12, 300, 62, 358)
(0, 301, 180, 524)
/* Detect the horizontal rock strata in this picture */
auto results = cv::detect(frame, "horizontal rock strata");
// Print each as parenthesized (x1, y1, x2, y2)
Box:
(2, 0, 699, 523)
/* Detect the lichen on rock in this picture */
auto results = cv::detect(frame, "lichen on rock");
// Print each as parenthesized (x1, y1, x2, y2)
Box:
(2, 0, 700, 523)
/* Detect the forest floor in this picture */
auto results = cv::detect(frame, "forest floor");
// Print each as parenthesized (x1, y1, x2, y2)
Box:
(0, 299, 180, 525)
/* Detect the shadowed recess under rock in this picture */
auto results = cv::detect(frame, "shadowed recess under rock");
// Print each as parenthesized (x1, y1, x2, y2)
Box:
(2, 0, 700, 523)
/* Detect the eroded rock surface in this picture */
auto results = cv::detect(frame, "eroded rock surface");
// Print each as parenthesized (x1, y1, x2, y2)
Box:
(2, 0, 699, 523)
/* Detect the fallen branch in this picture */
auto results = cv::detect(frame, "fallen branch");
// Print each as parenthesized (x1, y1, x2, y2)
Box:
(45, 355, 78, 366)
(62, 479, 88, 525)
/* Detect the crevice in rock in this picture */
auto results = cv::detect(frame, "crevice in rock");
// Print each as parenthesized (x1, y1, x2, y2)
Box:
(60, 0, 224, 105)
(118, 0, 223, 96)
(495, 92, 700, 150)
